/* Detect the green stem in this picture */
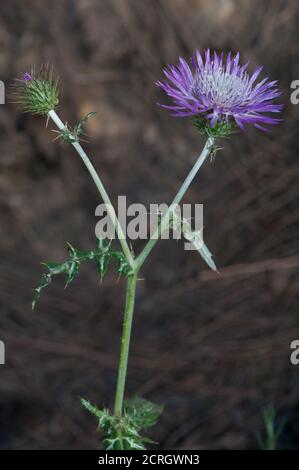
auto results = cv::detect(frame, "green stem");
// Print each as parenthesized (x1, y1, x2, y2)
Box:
(112, 138, 214, 417)
(135, 137, 214, 270)
(114, 270, 138, 416)
(49, 111, 214, 420)
(48, 110, 135, 269)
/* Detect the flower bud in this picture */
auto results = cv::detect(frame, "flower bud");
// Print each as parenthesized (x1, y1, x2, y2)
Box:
(12, 66, 59, 115)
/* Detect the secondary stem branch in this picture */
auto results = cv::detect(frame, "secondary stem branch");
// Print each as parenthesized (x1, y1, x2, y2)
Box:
(136, 137, 214, 270)
(112, 137, 214, 417)
(48, 109, 135, 269)
(48, 113, 214, 419)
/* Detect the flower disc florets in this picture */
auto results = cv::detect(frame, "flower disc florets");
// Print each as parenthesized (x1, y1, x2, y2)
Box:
(12, 66, 59, 115)
(156, 49, 282, 133)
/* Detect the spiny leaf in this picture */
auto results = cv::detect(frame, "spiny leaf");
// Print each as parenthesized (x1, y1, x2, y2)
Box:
(32, 273, 51, 310)
(113, 251, 133, 277)
(95, 254, 110, 280)
(171, 212, 217, 271)
(185, 228, 217, 271)
(80, 398, 103, 419)
(124, 396, 163, 430)
(54, 112, 97, 144)
(80, 395, 163, 450)
(66, 260, 79, 286)
(75, 112, 97, 137)
(32, 237, 133, 309)
(32, 260, 70, 309)
(96, 236, 111, 252)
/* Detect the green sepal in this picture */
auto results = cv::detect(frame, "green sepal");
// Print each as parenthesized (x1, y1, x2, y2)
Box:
(193, 115, 238, 138)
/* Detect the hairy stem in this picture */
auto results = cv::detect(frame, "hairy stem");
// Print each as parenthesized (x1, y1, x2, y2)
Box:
(48, 109, 135, 268)
(136, 137, 214, 270)
(114, 271, 138, 416)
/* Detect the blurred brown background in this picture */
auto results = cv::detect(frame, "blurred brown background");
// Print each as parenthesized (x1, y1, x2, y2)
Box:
(0, 0, 298, 450)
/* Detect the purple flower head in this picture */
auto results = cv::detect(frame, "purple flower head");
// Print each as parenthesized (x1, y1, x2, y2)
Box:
(23, 72, 33, 81)
(156, 50, 283, 131)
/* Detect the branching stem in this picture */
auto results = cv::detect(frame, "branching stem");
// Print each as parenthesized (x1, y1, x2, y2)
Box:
(48, 110, 135, 269)
(48, 108, 214, 419)
(113, 137, 214, 416)
(136, 137, 214, 270)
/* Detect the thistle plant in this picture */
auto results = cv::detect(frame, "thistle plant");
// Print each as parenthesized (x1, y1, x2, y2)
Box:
(13, 52, 282, 450)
